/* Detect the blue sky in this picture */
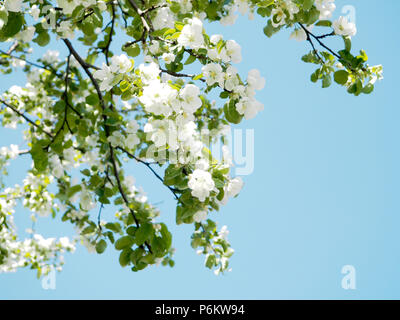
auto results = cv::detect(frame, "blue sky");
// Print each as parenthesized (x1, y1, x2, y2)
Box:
(1, 0, 399, 299)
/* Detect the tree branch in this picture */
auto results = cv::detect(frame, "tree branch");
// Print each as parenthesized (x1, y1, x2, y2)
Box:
(117, 146, 180, 201)
(0, 99, 53, 138)
(63, 38, 152, 253)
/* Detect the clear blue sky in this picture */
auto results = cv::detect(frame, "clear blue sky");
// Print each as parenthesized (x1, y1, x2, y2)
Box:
(1, 0, 399, 299)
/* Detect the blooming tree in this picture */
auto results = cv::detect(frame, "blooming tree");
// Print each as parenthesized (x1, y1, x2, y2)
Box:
(0, 0, 382, 277)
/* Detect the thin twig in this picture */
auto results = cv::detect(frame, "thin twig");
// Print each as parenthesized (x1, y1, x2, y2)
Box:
(0, 99, 53, 138)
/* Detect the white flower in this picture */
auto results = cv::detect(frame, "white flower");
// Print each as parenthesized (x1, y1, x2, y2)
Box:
(11, 58, 25, 68)
(108, 131, 124, 147)
(93, 63, 114, 91)
(57, 21, 74, 39)
(247, 69, 265, 91)
(176, 0, 193, 13)
(286, 0, 299, 19)
(235, 97, 264, 120)
(85, 135, 98, 148)
(140, 80, 175, 116)
(98, 1, 107, 11)
(290, 25, 313, 42)
(63, 147, 79, 167)
(220, 6, 238, 26)
(193, 210, 208, 222)
(218, 225, 229, 240)
(42, 50, 60, 64)
(290, 28, 307, 42)
(315, 0, 336, 20)
(126, 120, 139, 133)
(178, 17, 204, 49)
(210, 34, 223, 45)
(138, 62, 160, 84)
(162, 52, 175, 64)
(227, 177, 244, 197)
(59, 237, 75, 251)
(224, 66, 239, 91)
(188, 169, 215, 202)
(4, 0, 23, 12)
(148, 40, 160, 55)
(57, 0, 78, 15)
(179, 84, 202, 114)
(17, 26, 36, 42)
(110, 54, 132, 73)
(153, 7, 175, 30)
(0, 144, 19, 159)
(195, 159, 209, 171)
(236, 0, 249, 15)
(271, 7, 286, 28)
(202, 63, 224, 87)
(333, 16, 357, 37)
(144, 119, 175, 148)
(225, 40, 242, 63)
(80, 188, 96, 211)
(30, 5, 41, 20)
(49, 155, 64, 178)
(125, 134, 140, 149)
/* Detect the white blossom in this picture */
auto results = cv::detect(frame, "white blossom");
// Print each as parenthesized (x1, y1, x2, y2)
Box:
(42, 50, 60, 64)
(179, 84, 202, 114)
(227, 177, 244, 197)
(4, 0, 23, 12)
(80, 188, 96, 211)
(225, 40, 242, 63)
(202, 63, 224, 87)
(178, 18, 204, 50)
(236, 97, 264, 120)
(247, 69, 265, 91)
(188, 169, 215, 202)
(193, 210, 208, 222)
(315, 0, 336, 20)
(333, 16, 357, 37)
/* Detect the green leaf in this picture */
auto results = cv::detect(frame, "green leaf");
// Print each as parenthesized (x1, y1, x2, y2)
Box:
(81, 169, 91, 176)
(343, 36, 352, 52)
(119, 248, 133, 267)
(123, 43, 140, 57)
(174, 21, 184, 31)
(96, 239, 107, 254)
(205, 254, 216, 269)
(115, 236, 135, 250)
(0, 12, 23, 39)
(81, 225, 95, 235)
(184, 54, 196, 65)
(67, 184, 82, 198)
(334, 70, 349, 85)
(33, 24, 50, 47)
(192, 73, 203, 81)
(219, 91, 230, 99)
(126, 226, 137, 236)
(362, 83, 374, 94)
(263, 20, 278, 38)
(303, 0, 314, 10)
(30, 143, 48, 173)
(316, 20, 332, 27)
(135, 223, 153, 246)
(105, 222, 121, 233)
(224, 100, 242, 124)
(322, 75, 332, 88)
(160, 223, 172, 250)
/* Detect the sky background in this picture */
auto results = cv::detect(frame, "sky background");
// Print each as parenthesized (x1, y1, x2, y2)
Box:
(1, 0, 399, 299)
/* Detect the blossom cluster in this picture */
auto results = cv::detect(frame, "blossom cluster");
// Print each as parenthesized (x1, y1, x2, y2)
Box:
(0, 0, 382, 277)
